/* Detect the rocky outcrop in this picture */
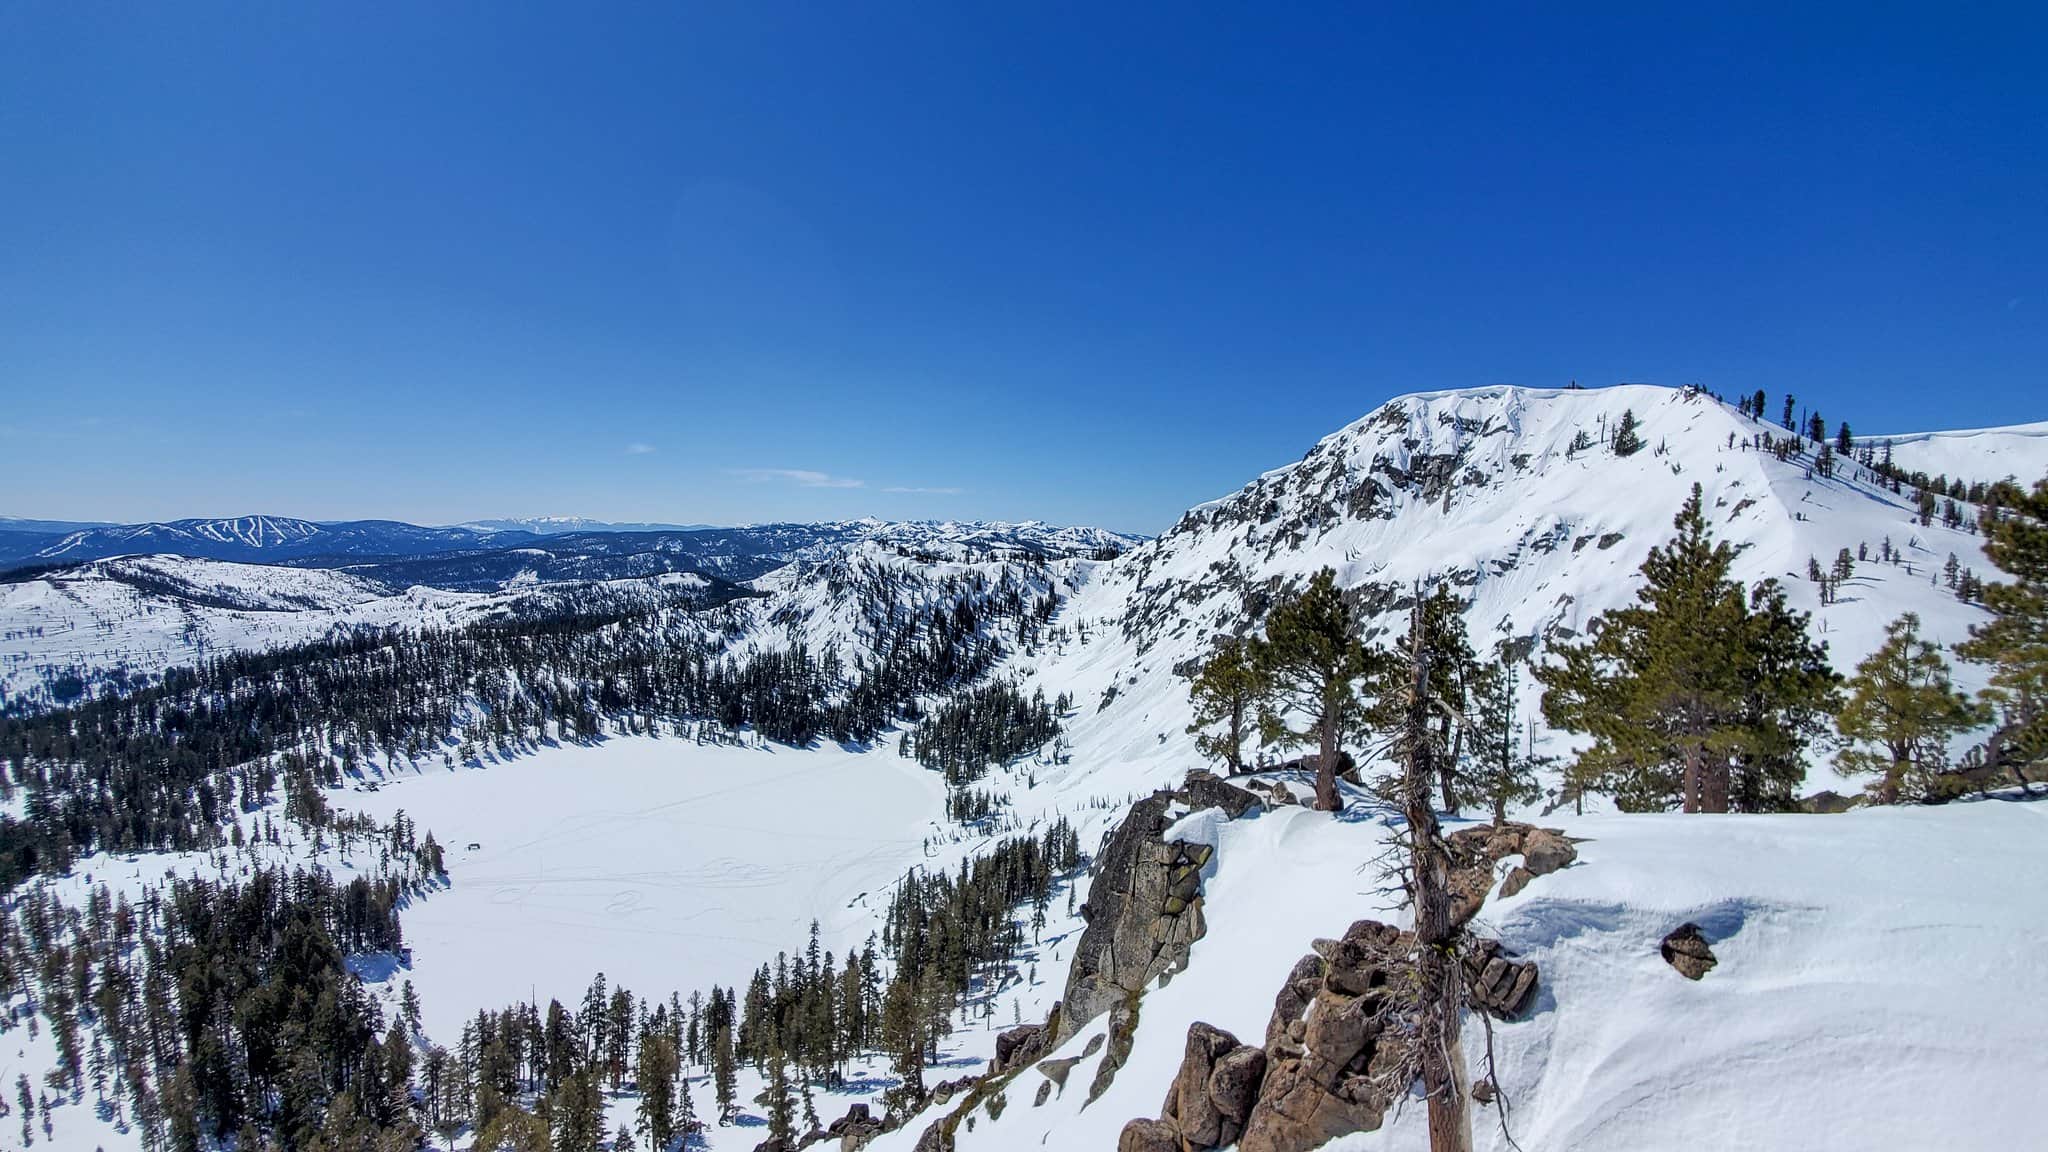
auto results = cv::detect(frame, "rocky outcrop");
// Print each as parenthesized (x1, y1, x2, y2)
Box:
(1159, 1022, 1261, 1148)
(1055, 775, 1262, 1044)
(1118, 917, 1543, 1152)
(989, 1023, 1047, 1075)
(1661, 922, 1718, 980)
(1445, 821, 1579, 917)
(1462, 937, 1542, 1018)
(817, 1102, 884, 1150)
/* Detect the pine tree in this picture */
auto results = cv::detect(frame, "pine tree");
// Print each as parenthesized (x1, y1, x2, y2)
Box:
(1611, 408, 1644, 457)
(1836, 614, 1987, 803)
(1956, 477, 2048, 787)
(549, 1069, 605, 1152)
(1537, 485, 1770, 812)
(1466, 657, 1547, 826)
(1369, 584, 1483, 813)
(1258, 568, 1377, 811)
(1835, 421, 1853, 456)
(1184, 635, 1268, 773)
(635, 1033, 678, 1152)
(764, 1045, 796, 1142)
(1781, 393, 1796, 429)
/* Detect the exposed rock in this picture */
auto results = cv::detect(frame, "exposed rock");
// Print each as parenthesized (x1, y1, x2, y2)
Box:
(1182, 768, 1264, 819)
(1117, 1118, 1182, 1152)
(1057, 772, 1261, 1044)
(1033, 1079, 1052, 1108)
(1209, 1044, 1268, 1125)
(1463, 938, 1541, 1018)
(1162, 1022, 1246, 1147)
(1661, 922, 1718, 980)
(1237, 919, 1413, 1152)
(1800, 789, 1862, 814)
(1444, 821, 1576, 925)
(1035, 1055, 1079, 1092)
(991, 1023, 1046, 1074)
(1497, 864, 1535, 899)
(1520, 827, 1577, 875)
(1085, 999, 1142, 1104)
(823, 1102, 885, 1150)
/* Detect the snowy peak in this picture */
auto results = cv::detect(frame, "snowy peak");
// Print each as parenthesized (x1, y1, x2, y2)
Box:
(1032, 382, 2000, 802)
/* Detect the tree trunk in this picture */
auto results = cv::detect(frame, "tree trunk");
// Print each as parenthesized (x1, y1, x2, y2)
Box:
(1682, 742, 1702, 814)
(1229, 695, 1246, 774)
(1882, 744, 1906, 805)
(1703, 753, 1730, 813)
(1404, 607, 1473, 1152)
(1315, 704, 1344, 812)
(1438, 716, 1461, 816)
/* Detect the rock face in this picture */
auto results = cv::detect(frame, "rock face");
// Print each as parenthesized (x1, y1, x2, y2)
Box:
(1055, 775, 1262, 1043)
(1661, 922, 1718, 980)
(1238, 920, 1413, 1152)
(990, 1023, 1046, 1075)
(1117, 918, 1543, 1152)
(1462, 937, 1542, 1018)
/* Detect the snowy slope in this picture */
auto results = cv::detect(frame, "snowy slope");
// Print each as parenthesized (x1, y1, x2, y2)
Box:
(1858, 420, 2048, 488)
(1002, 384, 1999, 814)
(0, 556, 722, 705)
(861, 790, 2048, 1152)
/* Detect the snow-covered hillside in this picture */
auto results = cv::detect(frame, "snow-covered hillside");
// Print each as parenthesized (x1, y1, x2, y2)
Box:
(1009, 384, 1999, 810)
(0, 556, 726, 705)
(1859, 419, 2048, 488)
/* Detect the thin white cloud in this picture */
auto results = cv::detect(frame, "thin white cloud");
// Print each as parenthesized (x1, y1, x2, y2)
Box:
(625, 442, 658, 455)
(882, 485, 964, 495)
(728, 468, 865, 489)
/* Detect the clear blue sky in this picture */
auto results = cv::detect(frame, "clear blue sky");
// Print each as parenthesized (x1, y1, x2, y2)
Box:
(3, 3, 2042, 533)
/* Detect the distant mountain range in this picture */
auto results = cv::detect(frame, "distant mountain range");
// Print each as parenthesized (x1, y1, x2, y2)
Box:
(454, 516, 719, 535)
(0, 514, 1145, 587)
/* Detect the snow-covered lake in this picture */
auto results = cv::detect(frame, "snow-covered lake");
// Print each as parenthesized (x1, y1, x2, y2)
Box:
(347, 735, 949, 1038)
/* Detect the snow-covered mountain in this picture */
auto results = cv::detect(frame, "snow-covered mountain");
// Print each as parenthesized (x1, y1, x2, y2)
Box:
(0, 517, 1139, 706)
(8, 385, 2044, 1152)
(455, 515, 718, 535)
(0, 515, 537, 569)
(0, 555, 738, 706)
(987, 384, 1996, 813)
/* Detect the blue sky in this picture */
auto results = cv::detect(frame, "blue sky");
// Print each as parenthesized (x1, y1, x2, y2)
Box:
(2, 3, 2042, 533)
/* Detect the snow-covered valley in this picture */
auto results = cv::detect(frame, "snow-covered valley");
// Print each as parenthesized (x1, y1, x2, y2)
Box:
(5, 383, 2047, 1152)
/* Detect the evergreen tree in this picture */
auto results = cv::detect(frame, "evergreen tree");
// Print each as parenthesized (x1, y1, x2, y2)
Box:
(1611, 408, 1644, 457)
(1466, 656, 1547, 826)
(548, 1069, 605, 1152)
(765, 1046, 796, 1142)
(1956, 477, 2048, 788)
(1257, 568, 1377, 811)
(1729, 581, 1840, 811)
(1538, 485, 1827, 812)
(1836, 614, 1987, 803)
(1781, 393, 1796, 429)
(1184, 634, 1268, 773)
(634, 1033, 678, 1152)
(1368, 584, 1483, 813)
(1835, 421, 1853, 456)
